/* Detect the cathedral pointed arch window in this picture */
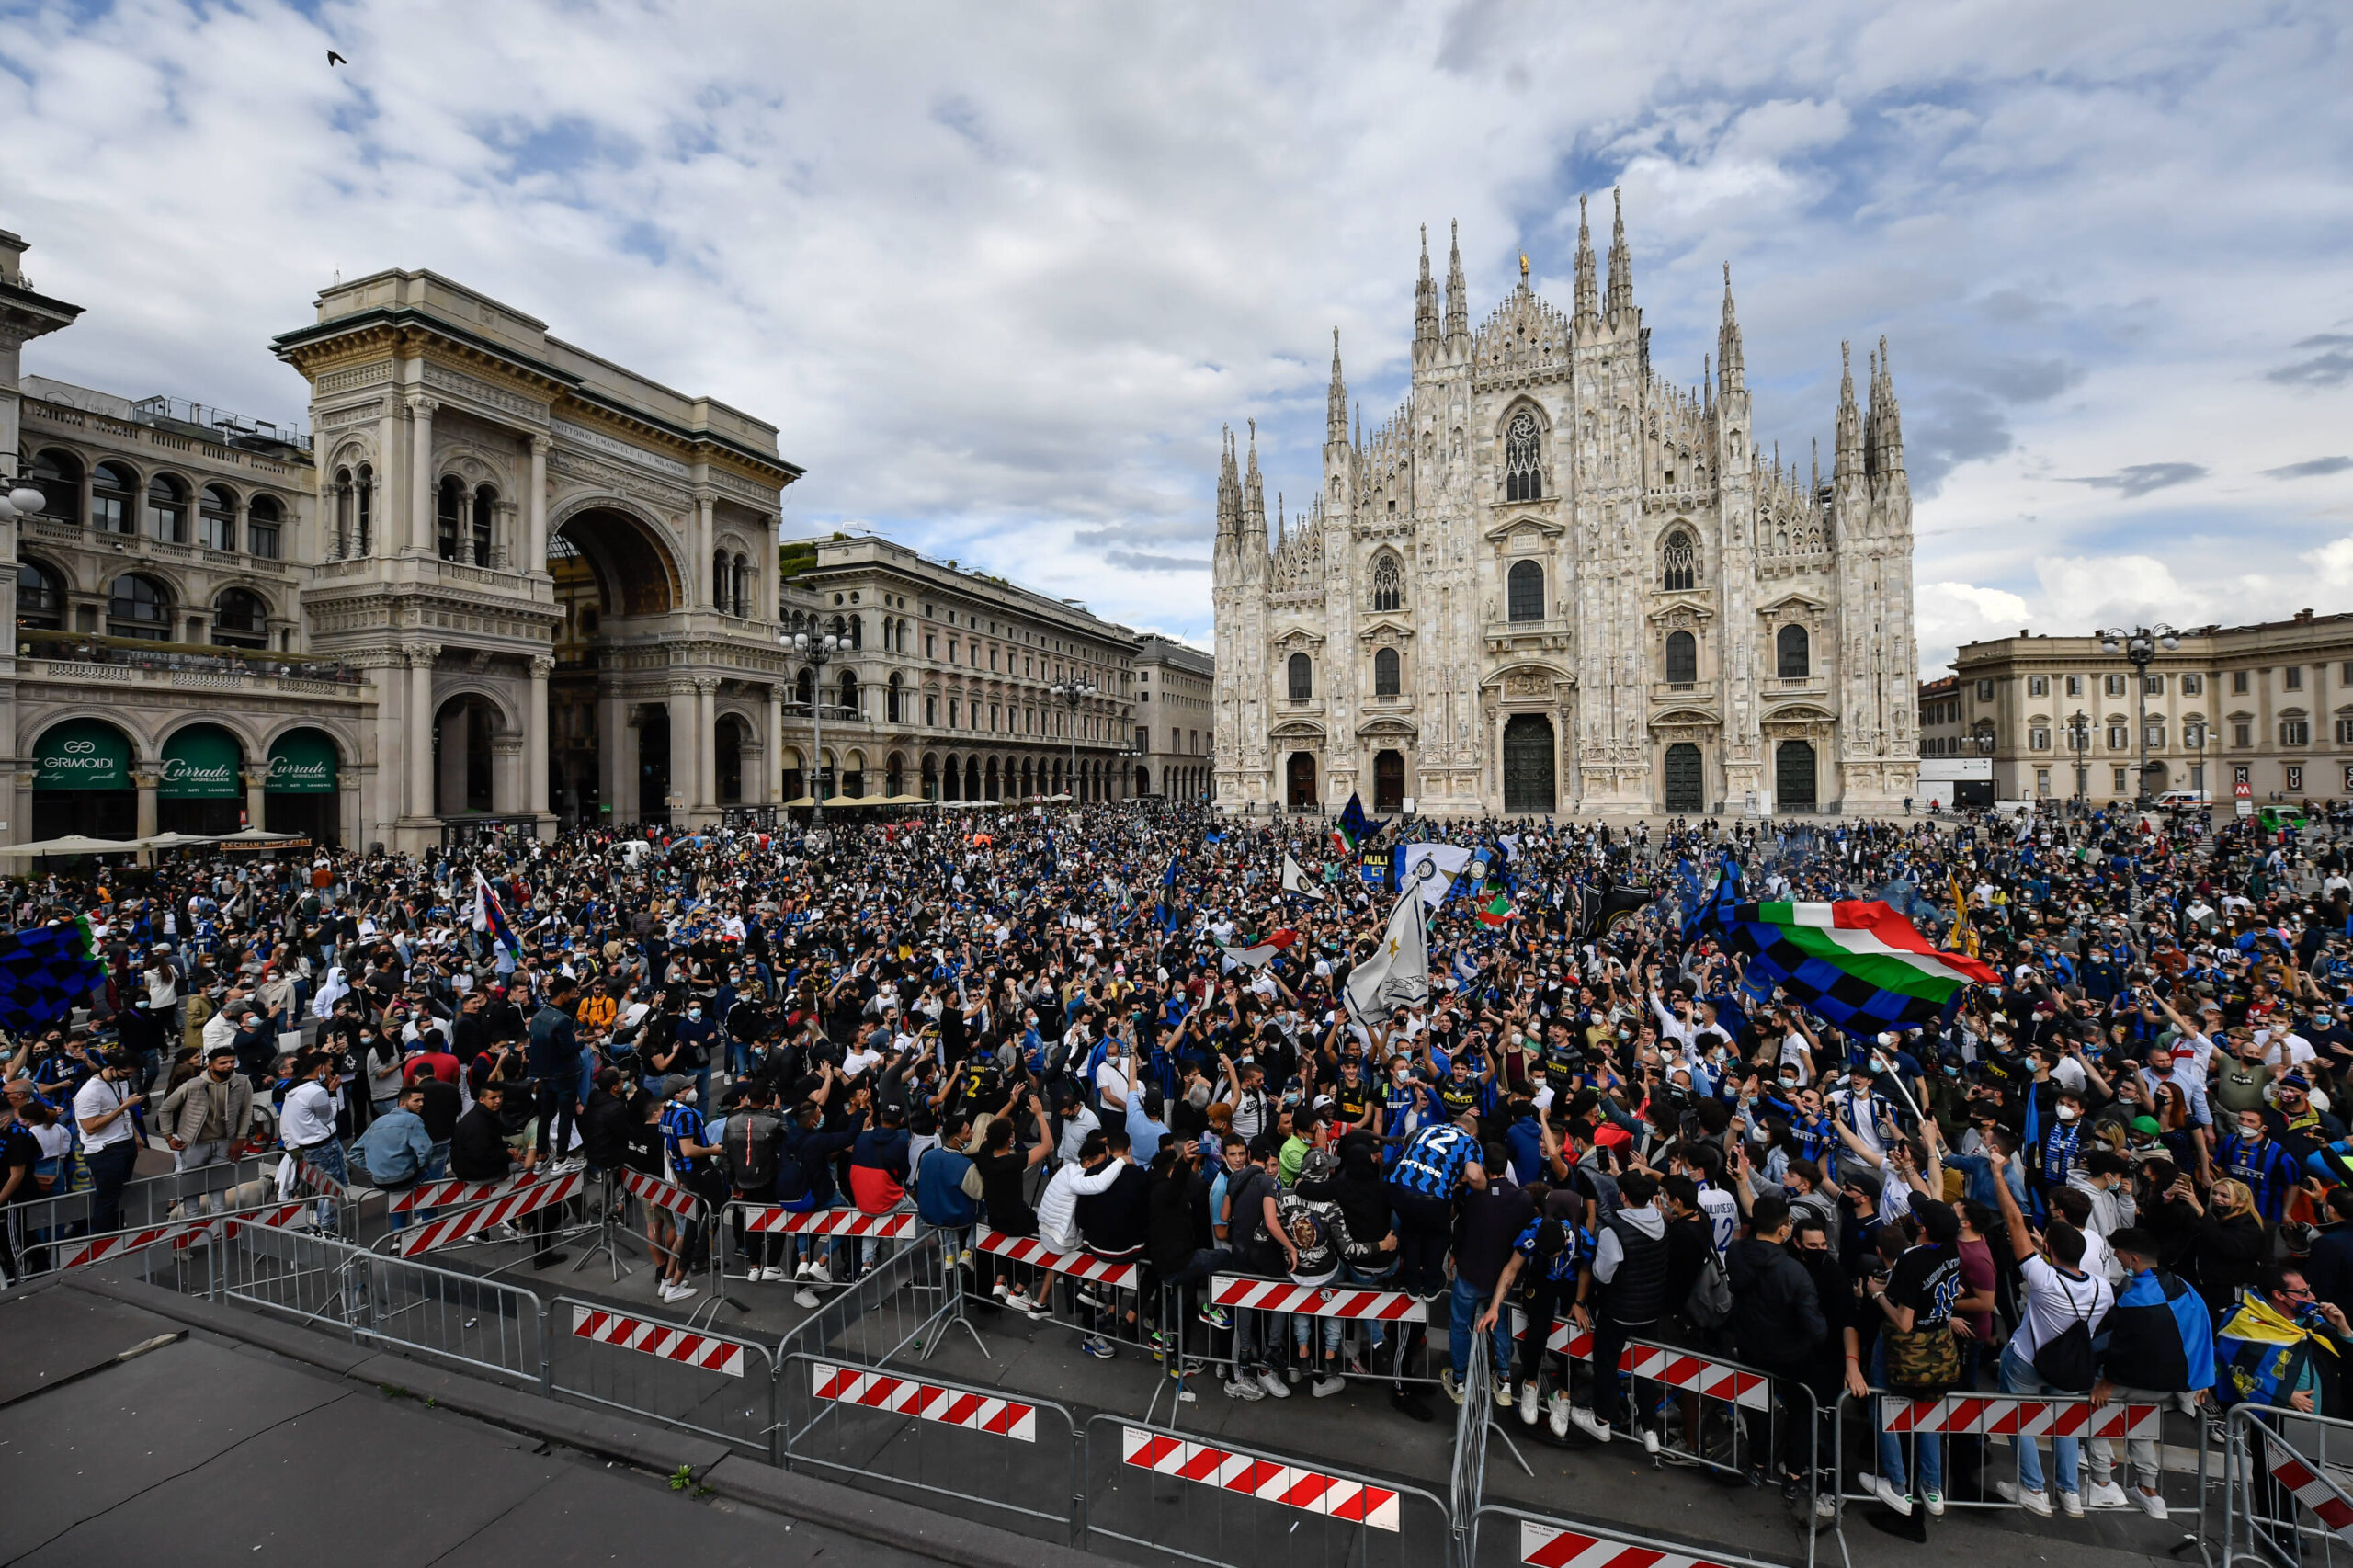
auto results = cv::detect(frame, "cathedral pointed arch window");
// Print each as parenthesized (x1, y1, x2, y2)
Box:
(1370, 551, 1404, 614)
(1505, 411, 1543, 502)
(1661, 529, 1697, 593)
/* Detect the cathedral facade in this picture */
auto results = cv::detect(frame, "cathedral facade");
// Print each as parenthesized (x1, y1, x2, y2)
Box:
(1211, 195, 1920, 819)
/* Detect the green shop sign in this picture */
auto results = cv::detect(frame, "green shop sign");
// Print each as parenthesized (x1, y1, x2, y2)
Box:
(34, 720, 131, 792)
(159, 725, 244, 800)
(266, 731, 338, 794)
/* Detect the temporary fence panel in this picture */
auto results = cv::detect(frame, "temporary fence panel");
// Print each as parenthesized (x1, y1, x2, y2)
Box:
(386, 1169, 544, 1213)
(780, 1353, 1083, 1545)
(550, 1295, 777, 1459)
(977, 1229, 1140, 1288)
(207, 1212, 366, 1331)
(1470, 1507, 1801, 1568)
(2224, 1403, 2353, 1568)
(722, 1201, 920, 1290)
(967, 1228, 1154, 1360)
(775, 1227, 960, 1370)
(616, 1167, 700, 1220)
(347, 1246, 548, 1390)
(1209, 1273, 1438, 1392)
(1086, 1415, 1453, 1568)
(377, 1170, 583, 1257)
(5, 1152, 278, 1265)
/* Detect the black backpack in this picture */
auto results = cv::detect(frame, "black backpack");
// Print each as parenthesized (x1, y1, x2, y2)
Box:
(720, 1110, 779, 1194)
(2032, 1275, 2098, 1392)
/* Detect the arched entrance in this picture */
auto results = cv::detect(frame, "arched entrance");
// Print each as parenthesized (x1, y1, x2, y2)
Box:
(1373, 749, 1405, 814)
(2143, 759, 2170, 794)
(1502, 715, 1555, 814)
(550, 507, 684, 828)
(715, 717, 745, 805)
(1663, 743, 1704, 813)
(1775, 740, 1817, 812)
(158, 722, 246, 835)
(639, 702, 672, 822)
(266, 728, 342, 846)
(1286, 752, 1318, 812)
(434, 696, 502, 817)
(1136, 765, 1151, 798)
(964, 757, 981, 801)
(983, 756, 999, 802)
(31, 718, 135, 840)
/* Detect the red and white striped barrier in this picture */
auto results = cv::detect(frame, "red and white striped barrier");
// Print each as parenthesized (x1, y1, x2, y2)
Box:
(1511, 1314, 1768, 1412)
(384, 1171, 582, 1257)
(279, 1154, 347, 1198)
(811, 1362, 1036, 1441)
(222, 1201, 322, 1235)
(1520, 1522, 1735, 1568)
(389, 1170, 540, 1214)
(2264, 1430, 2353, 1540)
(1120, 1427, 1398, 1530)
(1879, 1394, 2162, 1438)
(978, 1230, 1139, 1289)
(570, 1304, 745, 1377)
(1210, 1276, 1426, 1322)
(57, 1220, 199, 1271)
(617, 1167, 700, 1219)
(744, 1207, 916, 1239)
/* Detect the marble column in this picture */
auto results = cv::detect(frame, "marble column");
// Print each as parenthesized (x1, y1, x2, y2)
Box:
(405, 644, 440, 821)
(527, 435, 551, 574)
(407, 397, 438, 554)
(241, 767, 267, 833)
(665, 686, 696, 818)
(527, 656, 553, 820)
(695, 678, 718, 814)
(763, 683, 783, 804)
(692, 489, 715, 608)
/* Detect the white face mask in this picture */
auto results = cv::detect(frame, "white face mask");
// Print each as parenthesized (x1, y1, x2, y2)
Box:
(2057, 1105, 2077, 1122)
(677, 1089, 699, 1106)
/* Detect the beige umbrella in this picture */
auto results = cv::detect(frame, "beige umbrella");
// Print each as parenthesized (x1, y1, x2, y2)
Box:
(212, 827, 303, 844)
(130, 830, 224, 851)
(0, 834, 142, 857)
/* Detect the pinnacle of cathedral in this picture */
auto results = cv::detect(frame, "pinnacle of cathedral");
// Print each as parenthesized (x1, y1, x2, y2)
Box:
(1326, 326, 1347, 444)
(1243, 417, 1266, 534)
(1870, 335, 1905, 479)
(1415, 224, 1438, 348)
(1216, 424, 1240, 532)
(1834, 340, 1864, 478)
(1443, 219, 1468, 340)
(1573, 193, 1598, 324)
(1605, 187, 1633, 319)
(1718, 261, 1745, 395)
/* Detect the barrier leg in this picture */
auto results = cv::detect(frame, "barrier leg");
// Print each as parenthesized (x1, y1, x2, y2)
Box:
(919, 1227, 991, 1364)
(569, 1169, 643, 1280)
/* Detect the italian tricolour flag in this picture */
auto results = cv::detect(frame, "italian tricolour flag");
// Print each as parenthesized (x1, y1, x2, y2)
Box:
(1747, 900, 2001, 1005)
(1218, 929, 1300, 969)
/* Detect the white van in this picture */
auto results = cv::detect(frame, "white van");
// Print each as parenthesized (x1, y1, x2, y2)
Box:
(2154, 790, 2211, 808)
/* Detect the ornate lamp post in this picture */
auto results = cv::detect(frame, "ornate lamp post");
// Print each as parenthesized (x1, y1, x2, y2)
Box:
(1050, 679, 1096, 802)
(2097, 625, 2180, 804)
(786, 629, 840, 829)
(2068, 709, 2091, 804)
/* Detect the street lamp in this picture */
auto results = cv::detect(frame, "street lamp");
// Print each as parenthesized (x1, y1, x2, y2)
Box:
(0, 473, 48, 520)
(786, 630, 841, 829)
(2068, 709, 2091, 805)
(2097, 624, 2181, 805)
(1050, 679, 1096, 804)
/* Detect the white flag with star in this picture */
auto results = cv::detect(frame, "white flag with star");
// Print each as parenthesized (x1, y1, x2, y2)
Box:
(1344, 886, 1428, 1024)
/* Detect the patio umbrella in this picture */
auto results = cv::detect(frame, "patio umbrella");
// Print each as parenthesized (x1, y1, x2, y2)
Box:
(0, 834, 142, 857)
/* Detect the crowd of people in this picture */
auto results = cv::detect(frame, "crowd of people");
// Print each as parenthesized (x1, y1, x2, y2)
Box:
(5, 794, 2352, 1530)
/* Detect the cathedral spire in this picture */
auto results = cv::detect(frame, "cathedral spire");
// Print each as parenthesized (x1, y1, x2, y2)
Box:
(1244, 417, 1266, 536)
(1217, 424, 1239, 536)
(1718, 261, 1745, 396)
(1443, 219, 1468, 340)
(1326, 326, 1347, 445)
(1834, 340, 1863, 479)
(1573, 194, 1598, 325)
(1702, 354, 1712, 414)
(1872, 335, 1905, 480)
(1605, 187, 1633, 318)
(1414, 224, 1438, 351)
(1277, 491, 1285, 547)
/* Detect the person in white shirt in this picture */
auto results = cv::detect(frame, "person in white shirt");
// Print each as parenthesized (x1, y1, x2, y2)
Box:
(1036, 1132, 1127, 1253)
(73, 1052, 146, 1233)
(1989, 1151, 2113, 1516)
(276, 1051, 347, 1221)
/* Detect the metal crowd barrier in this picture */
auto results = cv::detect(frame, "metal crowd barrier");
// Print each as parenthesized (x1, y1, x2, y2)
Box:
(2222, 1403, 2353, 1568)
(346, 1246, 547, 1389)
(775, 1225, 960, 1371)
(1083, 1412, 1453, 1568)
(968, 1226, 1149, 1353)
(780, 1351, 1083, 1543)
(551, 1293, 779, 1460)
(1211, 1272, 1437, 1393)
(5, 1152, 278, 1268)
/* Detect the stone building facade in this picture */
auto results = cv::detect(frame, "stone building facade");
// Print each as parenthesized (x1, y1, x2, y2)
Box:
(1132, 632, 1214, 801)
(1212, 197, 1920, 818)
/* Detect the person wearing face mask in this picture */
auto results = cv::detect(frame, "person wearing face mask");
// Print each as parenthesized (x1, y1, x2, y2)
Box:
(2217, 1107, 2302, 1223)
(672, 990, 719, 1107)
(2036, 1085, 2091, 1197)
(162, 1041, 253, 1173)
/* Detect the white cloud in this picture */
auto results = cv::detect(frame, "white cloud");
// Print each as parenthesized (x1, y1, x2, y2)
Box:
(0, 0, 2346, 653)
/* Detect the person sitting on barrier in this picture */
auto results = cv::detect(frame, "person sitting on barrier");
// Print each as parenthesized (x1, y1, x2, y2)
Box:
(776, 1066, 861, 1306)
(847, 1098, 915, 1274)
(971, 1091, 1054, 1320)
(1267, 1146, 1356, 1397)
(1387, 1109, 1485, 1301)
(1145, 1136, 1229, 1382)
(351, 1084, 434, 1230)
(450, 1081, 563, 1267)
(2083, 1225, 2214, 1518)
(1570, 1168, 1668, 1450)
(914, 1109, 982, 1269)
(1074, 1125, 1152, 1359)
(1985, 1149, 2112, 1519)
(273, 1050, 340, 1229)
(717, 1078, 786, 1280)
(1220, 1133, 1293, 1401)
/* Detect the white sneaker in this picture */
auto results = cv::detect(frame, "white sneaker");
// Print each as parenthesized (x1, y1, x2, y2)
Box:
(1923, 1491, 1944, 1517)
(990, 1277, 1010, 1300)
(1996, 1481, 2052, 1517)
(1224, 1375, 1266, 1402)
(667, 1281, 698, 1302)
(2058, 1489, 2084, 1518)
(1569, 1406, 1612, 1444)
(1256, 1369, 1290, 1400)
(793, 1287, 820, 1309)
(1311, 1375, 1345, 1399)
(1547, 1392, 1571, 1438)
(2135, 1487, 2170, 1520)
(1859, 1472, 1913, 1517)
(1641, 1428, 1661, 1457)
(1438, 1369, 1464, 1405)
(1494, 1377, 1513, 1410)
(2083, 1479, 2130, 1510)
(1518, 1381, 1540, 1426)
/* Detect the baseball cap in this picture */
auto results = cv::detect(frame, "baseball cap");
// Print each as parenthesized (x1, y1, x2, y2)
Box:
(1300, 1148, 1341, 1181)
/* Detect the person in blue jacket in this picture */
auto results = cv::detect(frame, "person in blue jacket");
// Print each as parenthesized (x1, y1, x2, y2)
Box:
(2084, 1226, 2216, 1518)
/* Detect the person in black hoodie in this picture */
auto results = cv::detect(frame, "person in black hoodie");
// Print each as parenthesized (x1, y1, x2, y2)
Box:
(1725, 1196, 1826, 1498)
(1790, 1211, 1863, 1522)
(1573, 1170, 1669, 1450)
(1144, 1140, 1227, 1370)
(1302, 1130, 1427, 1419)
(1076, 1127, 1152, 1359)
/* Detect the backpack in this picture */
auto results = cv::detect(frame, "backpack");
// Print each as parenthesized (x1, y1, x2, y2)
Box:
(1684, 1244, 1733, 1330)
(720, 1110, 779, 1194)
(772, 1131, 816, 1211)
(2032, 1275, 2098, 1392)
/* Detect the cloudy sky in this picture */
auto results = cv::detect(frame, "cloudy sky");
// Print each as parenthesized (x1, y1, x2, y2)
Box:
(3, 0, 2347, 666)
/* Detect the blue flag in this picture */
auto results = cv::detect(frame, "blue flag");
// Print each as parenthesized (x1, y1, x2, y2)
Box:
(0, 919, 108, 1036)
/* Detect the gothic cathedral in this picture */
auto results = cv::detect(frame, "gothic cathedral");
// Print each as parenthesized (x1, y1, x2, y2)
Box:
(1211, 194, 1919, 819)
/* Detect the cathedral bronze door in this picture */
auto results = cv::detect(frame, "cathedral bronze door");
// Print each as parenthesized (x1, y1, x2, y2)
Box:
(1776, 740, 1817, 812)
(1287, 751, 1318, 811)
(1664, 744, 1703, 813)
(1502, 715, 1555, 814)
(1373, 750, 1404, 814)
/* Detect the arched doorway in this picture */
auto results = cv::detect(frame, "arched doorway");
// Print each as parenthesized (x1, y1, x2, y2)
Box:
(266, 728, 342, 846)
(550, 507, 683, 828)
(31, 718, 135, 840)
(965, 757, 981, 801)
(639, 702, 672, 822)
(1502, 715, 1555, 814)
(1775, 740, 1817, 812)
(1663, 743, 1704, 813)
(1373, 749, 1405, 814)
(434, 696, 501, 817)
(715, 717, 745, 805)
(158, 722, 246, 835)
(2142, 759, 2170, 794)
(886, 753, 906, 798)
(983, 756, 999, 802)
(1136, 765, 1151, 798)
(1286, 752, 1317, 811)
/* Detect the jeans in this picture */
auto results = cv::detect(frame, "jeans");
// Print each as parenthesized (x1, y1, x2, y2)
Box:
(84, 1141, 139, 1234)
(1345, 1256, 1400, 1350)
(533, 1076, 575, 1163)
(174, 1139, 233, 1175)
(1870, 1338, 1943, 1497)
(2001, 1347, 2081, 1494)
(1449, 1273, 1514, 1381)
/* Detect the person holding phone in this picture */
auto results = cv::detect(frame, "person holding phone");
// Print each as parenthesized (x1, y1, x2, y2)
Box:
(74, 1051, 145, 1233)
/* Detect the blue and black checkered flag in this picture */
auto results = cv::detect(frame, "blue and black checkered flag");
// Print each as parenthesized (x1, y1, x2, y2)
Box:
(0, 918, 108, 1036)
